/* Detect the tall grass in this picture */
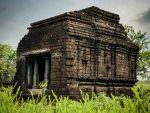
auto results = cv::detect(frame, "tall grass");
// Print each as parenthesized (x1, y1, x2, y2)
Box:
(0, 84, 149, 113)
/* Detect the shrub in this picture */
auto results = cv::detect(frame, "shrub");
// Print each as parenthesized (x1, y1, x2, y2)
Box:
(0, 84, 149, 113)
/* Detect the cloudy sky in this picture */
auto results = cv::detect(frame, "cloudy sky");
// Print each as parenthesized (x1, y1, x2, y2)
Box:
(0, 0, 150, 49)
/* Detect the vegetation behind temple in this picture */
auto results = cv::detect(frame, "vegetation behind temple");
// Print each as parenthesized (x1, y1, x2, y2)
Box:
(0, 25, 150, 81)
(125, 25, 150, 80)
(0, 43, 16, 81)
(0, 83, 149, 113)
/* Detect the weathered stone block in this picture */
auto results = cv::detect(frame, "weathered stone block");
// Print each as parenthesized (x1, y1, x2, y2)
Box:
(15, 6, 139, 99)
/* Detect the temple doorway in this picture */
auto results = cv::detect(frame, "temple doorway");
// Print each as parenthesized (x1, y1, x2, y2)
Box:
(26, 53, 51, 89)
(39, 59, 45, 83)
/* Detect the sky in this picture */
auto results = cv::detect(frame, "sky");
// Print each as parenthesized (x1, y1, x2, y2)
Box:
(0, 0, 150, 49)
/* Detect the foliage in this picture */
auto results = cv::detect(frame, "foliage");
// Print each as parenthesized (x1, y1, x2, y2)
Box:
(0, 84, 149, 113)
(125, 25, 150, 80)
(138, 51, 150, 79)
(0, 43, 16, 81)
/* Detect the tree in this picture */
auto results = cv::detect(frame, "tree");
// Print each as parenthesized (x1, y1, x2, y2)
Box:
(0, 43, 16, 81)
(125, 25, 150, 80)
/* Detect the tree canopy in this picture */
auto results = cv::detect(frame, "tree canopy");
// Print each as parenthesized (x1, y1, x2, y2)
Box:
(125, 25, 150, 80)
(0, 43, 16, 81)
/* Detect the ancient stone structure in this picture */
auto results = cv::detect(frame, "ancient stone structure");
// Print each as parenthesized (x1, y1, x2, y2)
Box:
(15, 6, 139, 99)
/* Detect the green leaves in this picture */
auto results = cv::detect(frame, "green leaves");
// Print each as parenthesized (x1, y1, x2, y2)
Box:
(137, 51, 150, 79)
(124, 25, 149, 51)
(0, 43, 16, 81)
(125, 25, 150, 80)
(0, 84, 150, 113)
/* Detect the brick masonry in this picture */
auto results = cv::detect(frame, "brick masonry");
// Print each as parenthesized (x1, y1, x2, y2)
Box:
(15, 6, 139, 99)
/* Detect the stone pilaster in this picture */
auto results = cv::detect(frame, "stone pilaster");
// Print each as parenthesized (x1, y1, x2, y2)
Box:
(27, 61, 33, 87)
(33, 60, 39, 88)
(44, 57, 50, 85)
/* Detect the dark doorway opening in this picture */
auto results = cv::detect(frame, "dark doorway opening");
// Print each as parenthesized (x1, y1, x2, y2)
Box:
(26, 53, 51, 88)
(39, 59, 45, 82)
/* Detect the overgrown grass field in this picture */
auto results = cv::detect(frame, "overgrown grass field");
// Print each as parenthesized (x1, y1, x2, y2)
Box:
(0, 82, 149, 113)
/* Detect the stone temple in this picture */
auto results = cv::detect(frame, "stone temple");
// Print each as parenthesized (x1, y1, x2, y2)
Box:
(15, 6, 139, 99)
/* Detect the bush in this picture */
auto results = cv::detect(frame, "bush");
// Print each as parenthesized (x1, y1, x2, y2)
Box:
(0, 84, 149, 113)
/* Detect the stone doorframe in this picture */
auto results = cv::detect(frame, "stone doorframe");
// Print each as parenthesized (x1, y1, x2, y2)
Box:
(25, 52, 51, 89)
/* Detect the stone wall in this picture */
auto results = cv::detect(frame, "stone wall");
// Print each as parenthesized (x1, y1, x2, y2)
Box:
(15, 6, 139, 99)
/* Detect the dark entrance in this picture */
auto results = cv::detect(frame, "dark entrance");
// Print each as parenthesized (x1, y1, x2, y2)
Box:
(39, 58, 45, 83)
(26, 53, 51, 88)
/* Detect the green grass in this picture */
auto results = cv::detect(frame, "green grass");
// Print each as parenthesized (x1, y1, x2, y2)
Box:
(136, 80, 150, 90)
(0, 83, 149, 113)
